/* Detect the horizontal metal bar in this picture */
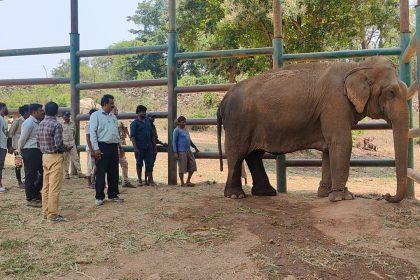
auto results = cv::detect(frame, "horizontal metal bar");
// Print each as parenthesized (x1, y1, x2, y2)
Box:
(353, 122, 391, 130)
(0, 46, 70, 57)
(407, 168, 420, 184)
(408, 128, 420, 138)
(76, 79, 168, 90)
(77, 44, 168, 57)
(76, 111, 168, 121)
(183, 118, 390, 129)
(8, 107, 70, 115)
(283, 48, 401, 62)
(175, 83, 234, 93)
(0, 78, 70, 86)
(402, 34, 417, 63)
(78, 145, 167, 153)
(176, 47, 274, 60)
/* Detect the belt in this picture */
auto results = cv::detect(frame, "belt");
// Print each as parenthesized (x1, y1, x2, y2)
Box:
(43, 151, 63, 154)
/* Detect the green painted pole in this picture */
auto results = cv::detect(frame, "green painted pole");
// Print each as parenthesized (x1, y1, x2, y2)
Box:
(272, 0, 286, 193)
(167, 0, 178, 185)
(400, 0, 414, 198)
(70, 0, 80, 175)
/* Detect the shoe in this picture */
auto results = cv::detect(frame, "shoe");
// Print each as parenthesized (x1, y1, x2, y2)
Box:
(109, 196, 124, 203)
(18, 182, 25, 189)
(122, 182, 136, 188)
(65, 174, 71, 179)
(95, 199, 104, 206)
(0, 187, 7, 193)
(78, 173, 86, 178)
(27, 200, 42, 208)
(47, 214, 67, 223)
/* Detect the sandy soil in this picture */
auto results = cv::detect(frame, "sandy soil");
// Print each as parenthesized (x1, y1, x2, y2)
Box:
(0, 127, 418, 280)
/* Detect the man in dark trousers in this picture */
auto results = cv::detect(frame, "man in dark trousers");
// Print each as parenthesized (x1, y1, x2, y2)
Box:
(89, 94, 123, 206)
(18, 104, 45, 207)
(130, 105, 155, 186)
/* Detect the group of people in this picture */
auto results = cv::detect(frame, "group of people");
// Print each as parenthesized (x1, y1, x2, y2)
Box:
(0, 94, 200, 222)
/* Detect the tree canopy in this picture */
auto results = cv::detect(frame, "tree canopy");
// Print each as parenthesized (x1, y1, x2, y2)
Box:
(52, 0, 401, 82)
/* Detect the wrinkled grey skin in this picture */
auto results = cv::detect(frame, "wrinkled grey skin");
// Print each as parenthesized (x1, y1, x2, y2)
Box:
(217, 57, 416, 202)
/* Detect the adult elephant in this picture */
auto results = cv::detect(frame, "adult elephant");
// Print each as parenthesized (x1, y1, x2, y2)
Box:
(217, 57, 417, 202)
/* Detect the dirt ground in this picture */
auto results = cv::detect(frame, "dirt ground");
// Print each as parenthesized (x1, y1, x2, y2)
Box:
(0, 127, 419, 280)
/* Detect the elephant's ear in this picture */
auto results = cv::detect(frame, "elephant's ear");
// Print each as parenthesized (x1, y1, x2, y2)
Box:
(344, 68, 371, 114)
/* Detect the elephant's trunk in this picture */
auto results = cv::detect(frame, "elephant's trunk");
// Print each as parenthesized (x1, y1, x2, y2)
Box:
(217, 106, 223, 171)
(384, 116, 409, 202)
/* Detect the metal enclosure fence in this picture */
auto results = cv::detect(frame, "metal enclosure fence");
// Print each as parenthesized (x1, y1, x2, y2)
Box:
(0, 0, 417, 196)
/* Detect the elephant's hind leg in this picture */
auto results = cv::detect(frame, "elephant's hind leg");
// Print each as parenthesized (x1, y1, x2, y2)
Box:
(245, 150, 276, 196)
(224, 157, 246, 199)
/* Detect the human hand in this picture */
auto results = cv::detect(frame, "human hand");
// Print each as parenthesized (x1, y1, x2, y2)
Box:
(174, 153, 179, 160)
(7, 148, 14, 155)
(93, 149, 102, 160)
(194, 148, 200, 153)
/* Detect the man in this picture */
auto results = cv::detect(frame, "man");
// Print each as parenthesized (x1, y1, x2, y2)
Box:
(173, 116, 199, 186)
(9, 105, 30, 189)
(0, 103, 13, 193)
(112, 107, 134, 188)
(90, 94, 124, 206)
(37, 102, 71, 222)
(18, 104, 44, 207)
(85, 108, 97, 189)
(147, 114, 167, 163)
(130, 105, 155, 186)
(62, 111, 84, 179)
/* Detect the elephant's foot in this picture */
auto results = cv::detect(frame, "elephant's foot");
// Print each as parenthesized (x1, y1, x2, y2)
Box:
(224, 186, 246, 199)
(328, 187, 354, 202)
(317, 182, 331, 198)
(251, 185, 277, 196)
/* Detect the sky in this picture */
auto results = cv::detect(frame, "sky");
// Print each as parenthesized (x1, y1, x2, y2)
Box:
(0, 0, 140, 79)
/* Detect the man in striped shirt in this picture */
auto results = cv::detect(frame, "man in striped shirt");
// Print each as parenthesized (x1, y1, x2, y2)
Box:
(37, 102, 71, 222)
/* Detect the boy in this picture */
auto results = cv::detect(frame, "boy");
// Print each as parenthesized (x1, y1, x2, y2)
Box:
(172, 116, 199, 186)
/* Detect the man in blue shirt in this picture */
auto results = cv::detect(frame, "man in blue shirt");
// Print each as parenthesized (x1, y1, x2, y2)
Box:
(173, 116, 199, 186)
(89, 94, 123, 206)
(130, 105, 155, 186)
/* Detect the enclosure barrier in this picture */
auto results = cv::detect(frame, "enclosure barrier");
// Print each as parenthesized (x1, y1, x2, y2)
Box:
(0, 0, 416, 195)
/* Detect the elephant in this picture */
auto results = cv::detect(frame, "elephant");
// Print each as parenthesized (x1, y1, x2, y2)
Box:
(217, 57, 417, 202)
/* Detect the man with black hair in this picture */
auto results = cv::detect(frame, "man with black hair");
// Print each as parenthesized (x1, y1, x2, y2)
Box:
(9, 105, 30, 188)
(18, 103, 45, 207)
(90, 94, 123, 206)
(130, 105, 155, 186)
(0, 102, 12, 193)
(37, 102, 71, 222)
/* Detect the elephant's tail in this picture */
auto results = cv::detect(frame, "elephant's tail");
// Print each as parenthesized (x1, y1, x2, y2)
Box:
(217, 105, 223, 171)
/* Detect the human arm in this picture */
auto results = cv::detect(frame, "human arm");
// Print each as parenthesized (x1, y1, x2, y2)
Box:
(54, 123, 71, 152)
(86, 133, 94, 156)
(130, 122, 139, 153)
(190, 140, 199, 153)
(17, 121, 31, 154)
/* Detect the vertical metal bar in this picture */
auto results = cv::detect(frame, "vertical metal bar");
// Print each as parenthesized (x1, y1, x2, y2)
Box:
(400, 0, 414, 198)
(167, 0, 178, 185)
(272, 0, 286, 193)
(70, 0, 80, 167)
(417, 2, 420, 135)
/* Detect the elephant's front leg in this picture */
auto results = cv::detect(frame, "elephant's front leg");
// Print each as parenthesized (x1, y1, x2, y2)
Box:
(224, 157, 246, 199)
(327, 135, 355, 202)
(318, 151, 332, 197)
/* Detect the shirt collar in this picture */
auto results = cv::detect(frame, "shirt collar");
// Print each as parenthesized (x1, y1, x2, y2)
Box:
(45, 116, 57, 121)
(30, 115, 40, 124)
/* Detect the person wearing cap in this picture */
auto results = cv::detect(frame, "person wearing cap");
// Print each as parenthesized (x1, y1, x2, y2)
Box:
(112, 107, 135, 188)
(130, 105, 155, 186)
(62, 111, 85, 179)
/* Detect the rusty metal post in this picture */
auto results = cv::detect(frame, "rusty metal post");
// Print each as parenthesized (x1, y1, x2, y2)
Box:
(272, 0, 286, 193)
(70, 0, 80, 175)
(167, 0, 178, 185)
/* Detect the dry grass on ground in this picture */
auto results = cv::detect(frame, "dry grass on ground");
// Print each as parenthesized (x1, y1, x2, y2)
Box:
(0, 128, 419, 280)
